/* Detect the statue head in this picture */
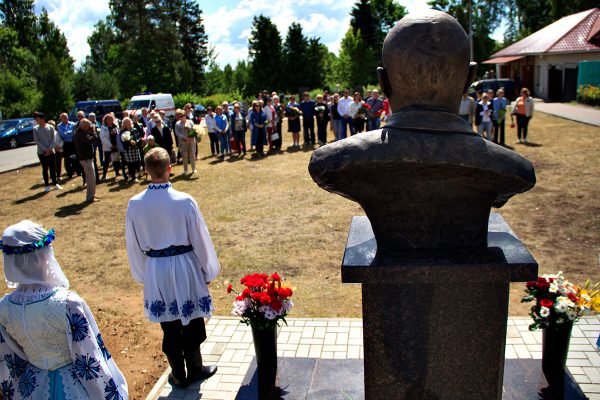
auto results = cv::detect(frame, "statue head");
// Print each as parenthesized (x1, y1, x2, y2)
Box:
(378, 10, 476, 114)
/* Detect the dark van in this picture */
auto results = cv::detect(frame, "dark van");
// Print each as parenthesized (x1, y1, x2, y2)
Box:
(469, 79, 517, 101)
(68, 100, 123, 122)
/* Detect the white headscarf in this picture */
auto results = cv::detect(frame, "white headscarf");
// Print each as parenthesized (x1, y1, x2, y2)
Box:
(1, 220, 69, 289)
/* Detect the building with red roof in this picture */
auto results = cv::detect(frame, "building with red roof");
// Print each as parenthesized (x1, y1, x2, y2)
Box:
(485, 8, 600, 101)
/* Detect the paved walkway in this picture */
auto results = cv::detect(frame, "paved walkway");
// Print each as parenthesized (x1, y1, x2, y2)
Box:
(146, 316, 600, 400)
(535, 102, 600, 126)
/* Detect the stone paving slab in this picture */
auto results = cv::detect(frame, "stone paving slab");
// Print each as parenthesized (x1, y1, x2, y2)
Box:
(146, 316, 600, 400)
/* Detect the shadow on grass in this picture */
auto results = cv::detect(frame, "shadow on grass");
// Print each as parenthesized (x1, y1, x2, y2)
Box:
(108, 179, 137, 192)
(29, 182, 46, 190)
(524, 142, 543, 147)
(55, 201, 92, 218)
(56, 185, 85, 198)
(226, 155, 244, 163)
(14, 191, 48, 204)
(209, 157, 225, 165)
(170, 174, 198, 183)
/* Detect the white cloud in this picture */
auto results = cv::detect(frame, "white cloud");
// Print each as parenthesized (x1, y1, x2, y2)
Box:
(34, 0, 110, 67)
(32, 0, 443, 69)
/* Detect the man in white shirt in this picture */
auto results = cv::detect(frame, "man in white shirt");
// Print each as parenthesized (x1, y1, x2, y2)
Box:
(337, 88, 354, 138)
(126, 148, 220, 388)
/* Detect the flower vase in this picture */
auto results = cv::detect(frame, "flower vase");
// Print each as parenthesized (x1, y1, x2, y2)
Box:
(251, 325, 278, 399)
(542, 321, 573, 393)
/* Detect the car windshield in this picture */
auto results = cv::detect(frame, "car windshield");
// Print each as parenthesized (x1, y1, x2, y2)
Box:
(69, 104, 96, 118)
(0, 120, 19, 131)
(127, 100, 150, 110)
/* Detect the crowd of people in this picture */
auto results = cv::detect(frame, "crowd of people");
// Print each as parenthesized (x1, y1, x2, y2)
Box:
(30, 86, 535, 203)
(458, 87, 534, 146)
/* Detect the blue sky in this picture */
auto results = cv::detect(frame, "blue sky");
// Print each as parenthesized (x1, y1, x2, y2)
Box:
(33, 0, 474, 68)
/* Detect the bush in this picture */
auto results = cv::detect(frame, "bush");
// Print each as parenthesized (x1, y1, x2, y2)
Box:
(173, 91, 250, 110)
(577, 84, 600, 106)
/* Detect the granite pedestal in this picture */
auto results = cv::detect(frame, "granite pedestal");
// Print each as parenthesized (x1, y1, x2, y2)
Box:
(235, 358, 587, 400)
(341, 214, 538, 400)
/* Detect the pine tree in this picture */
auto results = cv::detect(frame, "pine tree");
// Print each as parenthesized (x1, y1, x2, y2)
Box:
(176, 0, 209, 93)
(247, 15, 282, 95)
(0, 0, 37, 48)
(282, 22, 309, 93)
(36, 9, 74, 117)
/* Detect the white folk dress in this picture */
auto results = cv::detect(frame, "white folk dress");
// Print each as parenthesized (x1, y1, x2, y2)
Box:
(125, 183, 220, 326)
(0, 287, 128, 399)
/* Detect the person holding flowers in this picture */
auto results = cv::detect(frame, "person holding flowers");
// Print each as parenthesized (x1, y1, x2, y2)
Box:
(121, 117, 142, 182)
(286, 96, 301, 148)
(349, 92, 367, 135)
(174, 109, 196, 175)
(126, 148, 220, 389)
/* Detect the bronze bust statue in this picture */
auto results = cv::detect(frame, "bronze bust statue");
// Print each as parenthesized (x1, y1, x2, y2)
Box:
(309, 10, 535, 253)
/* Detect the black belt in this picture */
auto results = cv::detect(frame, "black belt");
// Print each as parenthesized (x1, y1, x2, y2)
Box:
(144, 245, 193, 258)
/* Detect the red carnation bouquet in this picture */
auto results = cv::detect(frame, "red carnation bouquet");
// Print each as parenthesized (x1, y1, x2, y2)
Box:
(227, 273, 294, 330)
(521, 271, 599, 330)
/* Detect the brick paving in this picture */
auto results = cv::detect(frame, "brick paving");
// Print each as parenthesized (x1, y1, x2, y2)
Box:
(146, 316, 600, 400)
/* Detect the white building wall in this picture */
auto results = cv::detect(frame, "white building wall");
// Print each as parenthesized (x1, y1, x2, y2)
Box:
(535, 52, 600, 100)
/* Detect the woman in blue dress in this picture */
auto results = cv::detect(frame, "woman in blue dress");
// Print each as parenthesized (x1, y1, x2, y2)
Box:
(0, 220, 128, 399)
(249, 103, 267, 157)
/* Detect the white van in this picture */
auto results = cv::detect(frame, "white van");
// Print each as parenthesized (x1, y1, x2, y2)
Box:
(126, 93, 176, 118)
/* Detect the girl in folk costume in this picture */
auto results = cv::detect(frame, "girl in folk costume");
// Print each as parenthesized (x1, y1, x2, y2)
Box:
(120, 117, 142, 182)
(0, 221, 128, 399)
(125, 148, 220, 388)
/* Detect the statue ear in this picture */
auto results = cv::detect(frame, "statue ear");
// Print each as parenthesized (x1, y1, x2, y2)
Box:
(377, 67, 393, 99)
(463, 62, 478, 94)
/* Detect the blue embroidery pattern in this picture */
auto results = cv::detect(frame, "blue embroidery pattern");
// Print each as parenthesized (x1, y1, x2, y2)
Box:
(74, 354, 101, 381)
(169, 300, 179, 316)
(144, 300, 149, 309)
(4, 355, 27, 379)
(199, 296, 212, 313)
(97, 333, 112, 361)
(1, 380, 14, 399)
(144, 244, 193, 258)
(104, 378, 123, 400)
(68, 312, 89, 342)
(17, 367, 37, 398)
(0, 331, 4, 343)
(0, 229, 55, 255)
(181, 300, 196, 318)
(150, 300, 166, 318)
(148, 183, 172, 190)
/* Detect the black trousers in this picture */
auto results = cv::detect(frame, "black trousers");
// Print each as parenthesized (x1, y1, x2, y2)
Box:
(62, 142, 82, 178)
(255, 127, 265, 155)
(126, 161, 140, 179)
(303, 118, 315, 144)
(38, 153, 57, 186)
(352, 117, 365, 135)
(208, 132, 220, 155)
(102, 151, 121, 179)
(274, 121, 283, 150)
(492, 119, 505, 144)
(160, 317, 207, 360)
(317, 120, 328, 143)
(233, 130, 246, 154)
(516, 114, 530, 140)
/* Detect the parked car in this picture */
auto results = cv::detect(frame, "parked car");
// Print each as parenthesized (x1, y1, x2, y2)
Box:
(68, 100, 123, 122)
(193, 104, 207, 124)
(469, 79, 517, 101)
(126, 93, 176, 119)
(0, 118, 35, 149)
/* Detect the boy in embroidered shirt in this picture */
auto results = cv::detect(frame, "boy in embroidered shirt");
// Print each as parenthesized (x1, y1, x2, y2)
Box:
(125, 148, 220, 388)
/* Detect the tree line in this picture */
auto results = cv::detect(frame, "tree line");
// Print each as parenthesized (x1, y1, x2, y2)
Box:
(0, 0, 596, 119)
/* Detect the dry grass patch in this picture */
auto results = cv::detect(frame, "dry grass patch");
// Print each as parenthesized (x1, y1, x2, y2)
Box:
(0, 113, 598, 399)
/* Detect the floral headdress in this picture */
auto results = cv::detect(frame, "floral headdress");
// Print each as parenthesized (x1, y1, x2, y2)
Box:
(0, 229, 55, 255)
